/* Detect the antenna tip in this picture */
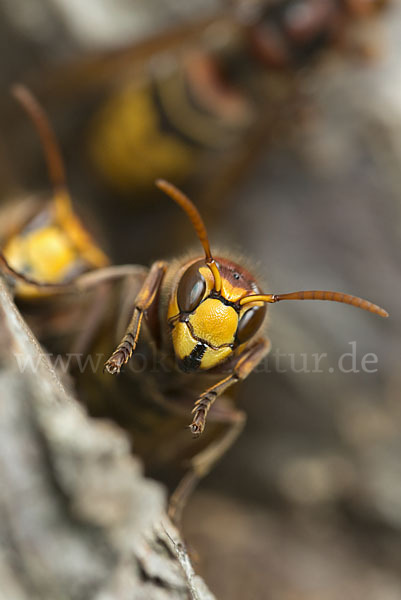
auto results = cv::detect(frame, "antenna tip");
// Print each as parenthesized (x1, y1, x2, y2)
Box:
(155, 178, 169, 190)
(10, 83, 27, 100)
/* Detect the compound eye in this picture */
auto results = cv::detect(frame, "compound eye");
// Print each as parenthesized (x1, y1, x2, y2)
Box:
(236, 305, 266, 344)
(177, 262, 206, 313)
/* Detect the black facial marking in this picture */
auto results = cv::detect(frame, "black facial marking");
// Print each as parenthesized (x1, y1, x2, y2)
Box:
(179, 343, 207, 373)
(208, 290, 241, 312)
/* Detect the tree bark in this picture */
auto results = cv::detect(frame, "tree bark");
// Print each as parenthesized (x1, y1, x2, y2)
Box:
(0, 277, 215, 600)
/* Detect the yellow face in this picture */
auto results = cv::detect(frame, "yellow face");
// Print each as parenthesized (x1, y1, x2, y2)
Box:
(167, 258, 266, 372)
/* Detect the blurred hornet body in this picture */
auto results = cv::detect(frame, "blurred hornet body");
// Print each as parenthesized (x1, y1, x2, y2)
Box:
(0, 87, 109, 348)
(41, 0, 387, 200)
(1, 192, 107, 297)
(0, 87, 108, 299)
(1, 88, 388, 523)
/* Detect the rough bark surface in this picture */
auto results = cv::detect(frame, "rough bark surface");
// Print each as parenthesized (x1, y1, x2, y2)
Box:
(0, 277, 215, 600)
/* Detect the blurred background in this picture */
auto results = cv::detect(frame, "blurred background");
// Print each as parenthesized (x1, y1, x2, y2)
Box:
(0, 1, 400, 598)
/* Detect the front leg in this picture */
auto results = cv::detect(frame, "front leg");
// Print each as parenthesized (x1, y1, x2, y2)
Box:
(104, 261, 167, 374)
(190, 337, 270, 437)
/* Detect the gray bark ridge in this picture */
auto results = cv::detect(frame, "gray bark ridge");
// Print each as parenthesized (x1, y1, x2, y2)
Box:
(0, 277, 215, 600)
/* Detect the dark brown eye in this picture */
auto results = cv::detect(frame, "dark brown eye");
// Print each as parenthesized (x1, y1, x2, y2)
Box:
(177, 262, 206, 313)
(236, 305, 266, 344)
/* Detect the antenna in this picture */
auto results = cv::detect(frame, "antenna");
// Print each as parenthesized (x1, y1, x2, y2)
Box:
(155, 179, 222, 292)
(239, 290, 389, 317)
(11, 84, 67, 196)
